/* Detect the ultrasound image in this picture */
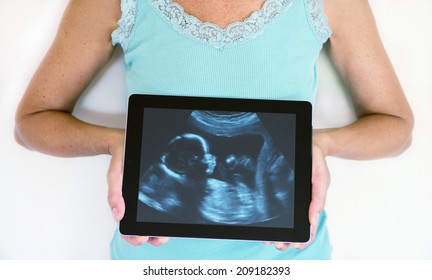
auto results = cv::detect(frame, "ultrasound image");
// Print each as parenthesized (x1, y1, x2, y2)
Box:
(137, 110, 295, 228)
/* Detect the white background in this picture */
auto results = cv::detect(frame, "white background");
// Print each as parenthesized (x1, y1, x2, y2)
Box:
(1, 0, 431, 260)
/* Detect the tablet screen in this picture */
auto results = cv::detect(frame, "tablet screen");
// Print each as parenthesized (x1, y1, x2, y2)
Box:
(138, 108, 296, 228)
(121, 94, 312, 242)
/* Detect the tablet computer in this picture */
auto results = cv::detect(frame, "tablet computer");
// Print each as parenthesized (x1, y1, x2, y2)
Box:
(120, 94, 312, 242)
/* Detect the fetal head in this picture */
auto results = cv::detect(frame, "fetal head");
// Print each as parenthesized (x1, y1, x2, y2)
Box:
(162, 133, 216, 178)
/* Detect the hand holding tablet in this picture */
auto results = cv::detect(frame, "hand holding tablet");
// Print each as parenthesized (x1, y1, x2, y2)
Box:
(120, 94, 312, 243)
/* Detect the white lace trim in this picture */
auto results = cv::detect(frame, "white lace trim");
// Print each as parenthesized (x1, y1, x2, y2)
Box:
(112, 0, 331, 50)
(112, 0, 137, 50)
(149, 0, 293, 49)
(305, 0, 331, 44)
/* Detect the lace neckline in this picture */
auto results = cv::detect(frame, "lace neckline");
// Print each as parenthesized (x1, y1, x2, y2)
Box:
(148, 0, 294, 49)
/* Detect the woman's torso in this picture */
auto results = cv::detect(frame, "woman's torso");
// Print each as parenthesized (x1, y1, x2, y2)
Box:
(111, 0, 332, 259)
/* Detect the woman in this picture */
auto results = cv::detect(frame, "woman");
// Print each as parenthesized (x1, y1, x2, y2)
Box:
(14, 0, 413, 259)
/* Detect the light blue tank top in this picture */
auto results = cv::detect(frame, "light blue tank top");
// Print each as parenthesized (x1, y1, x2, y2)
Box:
(111, 0, 332, 259)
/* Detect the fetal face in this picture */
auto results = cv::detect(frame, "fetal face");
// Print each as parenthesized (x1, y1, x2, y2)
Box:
(161, 133, 216, 179)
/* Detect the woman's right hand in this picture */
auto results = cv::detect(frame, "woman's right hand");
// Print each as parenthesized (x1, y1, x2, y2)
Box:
(106, 129, 169, 246)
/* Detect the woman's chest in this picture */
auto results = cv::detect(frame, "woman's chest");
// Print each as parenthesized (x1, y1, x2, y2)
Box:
(172, 0, 267, 28)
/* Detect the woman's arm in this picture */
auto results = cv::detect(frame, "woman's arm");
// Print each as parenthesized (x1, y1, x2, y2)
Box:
(319, 0, 414, 159)
(14, 0, 167, 247)
(15, 0, 122, 156)
(306, 0, 413, 246)
(272, 0, 414, 251)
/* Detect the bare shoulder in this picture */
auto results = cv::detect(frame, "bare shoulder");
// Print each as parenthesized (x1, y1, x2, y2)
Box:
(58, 0, 121, 48)
(324, 0, 376, 40)
(322, 0, 381, 73)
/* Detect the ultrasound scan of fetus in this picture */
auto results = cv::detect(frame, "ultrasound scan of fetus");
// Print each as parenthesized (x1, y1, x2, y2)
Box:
(137, 109, 295, 228)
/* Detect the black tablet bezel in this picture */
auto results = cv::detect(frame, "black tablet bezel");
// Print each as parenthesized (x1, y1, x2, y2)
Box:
(120, 94, 312, 242)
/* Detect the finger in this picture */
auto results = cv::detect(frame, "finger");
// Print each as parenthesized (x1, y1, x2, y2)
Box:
(263, 241, 290, 251)
(121, 235, 150, 246)
(107, 183, 125, 222)
(107, 154, 125, 222)
(310, 147, 330, 226)
(109, 196, 125, 222)
(310, 176, 328, 214)
(310, 173, 329, 213)
(273, 242, 290, 251)
(148, 237, 170, 246)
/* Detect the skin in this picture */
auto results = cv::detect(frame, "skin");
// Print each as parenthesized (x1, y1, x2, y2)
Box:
(15, 0, 414, 251)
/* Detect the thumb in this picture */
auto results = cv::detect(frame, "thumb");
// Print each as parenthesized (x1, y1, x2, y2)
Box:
(109, 193, 125, 222)
(107, 153, 125, 222)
